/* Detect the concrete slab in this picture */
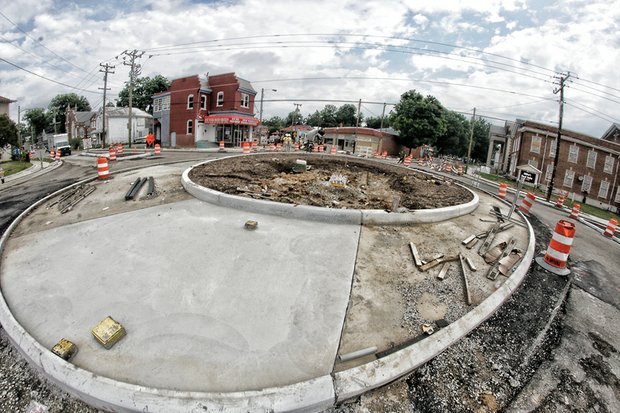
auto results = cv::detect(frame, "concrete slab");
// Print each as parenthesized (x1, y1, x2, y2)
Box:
(1, 198, 360, 393)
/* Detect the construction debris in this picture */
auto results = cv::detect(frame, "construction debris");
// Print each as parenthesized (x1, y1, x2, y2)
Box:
(487, 238, 518, 280)
(465, 256, 477, 271)
(244, 220, 258, 230)
(409, 242, 423, 267)
(478, 222, 501, 255)
(484, 241, 508, 264)
(461, 235, 476, 245)
(51, 338, 77, 361)
(465, 237, 479, 249)
(125, 177, 147, 200)
(419, 255, 458, 272)
(498, 248, 524, 276)
(422, 323, 435, 335)
(437, 263, 451, 280)
(459, 253, 472, 305)
(91, 316, 126, 349)
(54, 184, 96, 214)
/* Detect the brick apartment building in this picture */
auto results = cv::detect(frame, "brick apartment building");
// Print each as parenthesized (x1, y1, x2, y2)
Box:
(152, 73, 258, 148)
(509, 120, 620, 212)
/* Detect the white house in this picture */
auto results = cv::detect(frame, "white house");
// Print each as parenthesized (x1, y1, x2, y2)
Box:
(96, 107, 153, 145)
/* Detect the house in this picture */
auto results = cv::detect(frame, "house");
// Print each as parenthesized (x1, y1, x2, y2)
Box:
(602, 123, 620, 144)
(0, 96, 16, 116)
(65, 108, 97, 140)
(485, 121, 517, 173)
(152, 73, 258, 148)
(323, 126, 403, 156)
(509, 119, 620, 212)
(94, 107, 153, 145)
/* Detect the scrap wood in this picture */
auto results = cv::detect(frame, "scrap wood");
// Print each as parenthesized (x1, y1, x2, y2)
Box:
(499, 249, 524, 276)
(486, 238, 517, 280)
(419, 255, 458, 272)
(459, 253, 472, 306)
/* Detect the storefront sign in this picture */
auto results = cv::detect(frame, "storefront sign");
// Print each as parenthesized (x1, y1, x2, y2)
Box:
(519, 170, 536, 183)
(203, 115, 260, 126)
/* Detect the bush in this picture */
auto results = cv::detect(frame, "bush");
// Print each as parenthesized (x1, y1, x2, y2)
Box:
(69, 137, 81, 150)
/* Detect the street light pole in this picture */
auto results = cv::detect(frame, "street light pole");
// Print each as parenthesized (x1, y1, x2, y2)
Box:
(259, 88, 277, 123)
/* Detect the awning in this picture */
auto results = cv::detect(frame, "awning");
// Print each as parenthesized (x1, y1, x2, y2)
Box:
(202, 115, 260, 126)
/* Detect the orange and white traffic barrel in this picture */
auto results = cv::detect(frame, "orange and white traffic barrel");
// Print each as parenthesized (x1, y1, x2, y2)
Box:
(330, 145, 337, 155)
(276, 143, 282, 152)
(444, 163, 451, 172)
(269, 143, 275, 152)
(404, 156, 412, 167)
(518, 192, 536, 215)
(458, 165, 463, 175)
(373, 150, 379, 158)
(318, 144, 324, 152)
(219, 140, 225, 151)
(569, 203, 580, 219)
(555, 194, 565, 208)
(154, 143, 161, 156)
(50, 150, 55, 160)
(294, 143, 299, 152)
(55, 149, 61, 161)
(498, 183, 508, 199)
(97, 156, 110, 180)
(251, 141, 258, 152)
(242, 142, 250, 154)
(312, 144, 318, 153)
(535, 219, 575, 276)
(381, 151, 387, 159)
(603, 218, 617, 238)
(418, 158, 423, 166)
(117, 143, 123, 155)
(109, 147, 116, 161)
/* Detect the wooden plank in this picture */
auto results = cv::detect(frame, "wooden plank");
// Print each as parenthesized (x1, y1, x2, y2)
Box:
(409, 242, 423, 267)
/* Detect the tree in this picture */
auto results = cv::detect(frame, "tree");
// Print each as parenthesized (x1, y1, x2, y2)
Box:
(23, 108, 50, 138)
(117, 75, 171, 113)
(435, 111, 469, 156)
(471, 117, 491, 162)
(262, 116, 284, 134)
(48, 93, 91, 133)
(306, 110, 321, 126)
(285, 110, 303, 126)
(391, 90, 447, 149)
(335, 104, 358, 126)
(318, 105, 338, 127)
(0, 114, 19, 148)
(365, 116, 384, 129)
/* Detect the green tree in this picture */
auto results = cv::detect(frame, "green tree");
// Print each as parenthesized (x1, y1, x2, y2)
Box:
(436, 111, 469, 156)
(471, 117, 490, 161)
(306, 110, 321, 126)
(285, 110, 304, 126)
(117, 75, 171, 113)
(391, 90, 447, 149)
(335, 104, 358, 126)
(0, 114, 19, 148)
(262, 116, 285, 134)
(319, 105, 338, 127)
(23, 108, 50, 138)
(48, 93, 91, 133)
(365, 116, 385, 129)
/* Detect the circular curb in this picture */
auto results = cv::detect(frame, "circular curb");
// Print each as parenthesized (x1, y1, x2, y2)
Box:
(181, 153, 479, 225)
(0, 155, 533, 412)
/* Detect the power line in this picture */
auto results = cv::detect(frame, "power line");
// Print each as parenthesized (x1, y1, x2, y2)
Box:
(0, 57, 102, 94)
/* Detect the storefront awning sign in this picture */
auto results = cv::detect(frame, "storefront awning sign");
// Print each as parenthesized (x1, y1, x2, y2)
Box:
(203, 115, 260, 126)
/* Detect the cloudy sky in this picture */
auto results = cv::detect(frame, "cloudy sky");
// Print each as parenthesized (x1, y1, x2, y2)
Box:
(1, 0, 618, 136)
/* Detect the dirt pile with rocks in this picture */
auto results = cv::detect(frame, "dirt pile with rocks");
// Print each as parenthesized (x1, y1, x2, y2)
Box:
(188, 155, 472, 210)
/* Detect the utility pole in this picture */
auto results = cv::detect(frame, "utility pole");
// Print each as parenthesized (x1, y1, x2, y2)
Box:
(467, 107, 476, 162)
(545, 72, 571, 202)
(293, 103, 302, 143)
(258, 88, 277, 123)
(355, 99, 362, 127)
(379, 102, 387, 129)
(119, 50, 144, 148)
(99, 62, 115, 148)
(17, 105, 21, 148)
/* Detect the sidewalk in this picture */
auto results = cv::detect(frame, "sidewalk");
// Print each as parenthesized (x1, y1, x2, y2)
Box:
(0, 160, 60, 190)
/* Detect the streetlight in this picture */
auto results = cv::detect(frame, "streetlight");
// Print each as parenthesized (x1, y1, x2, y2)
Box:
(259, 88, 277, 123)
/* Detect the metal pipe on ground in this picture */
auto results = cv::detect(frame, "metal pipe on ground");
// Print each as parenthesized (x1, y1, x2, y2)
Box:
(125, 177, 147, 200)
(338, 346, 378, 362)
(146, 176, 155, 197)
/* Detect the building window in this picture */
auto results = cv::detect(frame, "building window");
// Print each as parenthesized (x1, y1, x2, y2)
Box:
(187, 120, 193, 134)
(154, 98, 161, 112)
(581, 175, 592, 193)
(187, 94, 194, 109)
(530, 135, 541, 154)
(604, 155, 615, 174)
(549, 139, 556, 157)
(615, 186, 620, 203)
(162, 96, 170, 111)
(241, 93, 249, 108)
(568, 144, 579, 163)
(217, 91, 224, 107)
(599, 180, 609, 199)
(563, 169, 574, 187)
(200, 95, 207, 110)
(586, 150, 597, 169)
(545, 165, 553, 181)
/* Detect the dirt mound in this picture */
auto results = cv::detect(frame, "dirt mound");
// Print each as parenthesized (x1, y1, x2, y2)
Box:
(188, 155, 472, 210)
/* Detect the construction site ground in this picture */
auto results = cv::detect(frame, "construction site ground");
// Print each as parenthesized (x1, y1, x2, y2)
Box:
(3, 154, 617, 412)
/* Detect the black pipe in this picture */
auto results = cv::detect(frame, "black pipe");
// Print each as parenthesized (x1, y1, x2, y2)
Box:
(146, 176, 155, 196)
(125, 177, 143, 200)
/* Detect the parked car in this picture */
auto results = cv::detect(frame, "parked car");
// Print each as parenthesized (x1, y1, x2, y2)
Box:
(55, 141, 72, 156)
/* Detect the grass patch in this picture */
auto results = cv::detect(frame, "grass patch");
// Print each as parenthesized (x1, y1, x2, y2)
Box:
(0, 161, 32, 176)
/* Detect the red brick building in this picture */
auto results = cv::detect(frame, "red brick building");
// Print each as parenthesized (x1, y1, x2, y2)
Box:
(510, 120, 620, 212)
(153, 73, 258, 148)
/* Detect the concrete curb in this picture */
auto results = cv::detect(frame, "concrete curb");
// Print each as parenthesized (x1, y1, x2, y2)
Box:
(0, 160, 62, 191)
(80, 152, 153, 161)
(181, 154, 479, 225)
(333, 209, 536, 402)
